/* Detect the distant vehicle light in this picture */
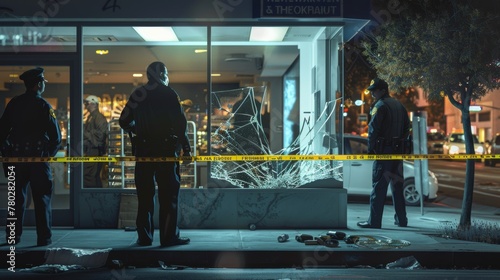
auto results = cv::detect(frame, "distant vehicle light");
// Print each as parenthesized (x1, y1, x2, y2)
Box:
(450, 145, 460, 154)
(476, 146, 484, 154)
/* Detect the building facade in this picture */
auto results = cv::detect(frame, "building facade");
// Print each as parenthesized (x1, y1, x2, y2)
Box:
(445, 89, 500, 143)
(0, 0, 371, 228)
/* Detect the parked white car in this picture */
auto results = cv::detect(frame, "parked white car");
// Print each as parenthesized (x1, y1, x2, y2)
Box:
(342, 135, 439, 206)
(442, 133, 484, 155)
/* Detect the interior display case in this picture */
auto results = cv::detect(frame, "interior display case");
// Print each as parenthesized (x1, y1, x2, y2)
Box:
(107, 119, 197, 189)
(180, 121, 197, 188)
(107, 119, 135, 188)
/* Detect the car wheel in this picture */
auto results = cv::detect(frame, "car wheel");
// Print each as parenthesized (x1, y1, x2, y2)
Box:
(403, 178, 420, 206)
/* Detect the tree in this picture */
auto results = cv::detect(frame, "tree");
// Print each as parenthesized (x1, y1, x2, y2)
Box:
(392, 88, 446, 132)
(344, 41, 376, 105)
(362, 0, 500, 228)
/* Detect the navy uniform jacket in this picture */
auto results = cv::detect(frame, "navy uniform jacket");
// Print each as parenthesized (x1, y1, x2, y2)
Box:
(119, 82, 190, 156)
(368, 95, 410, 154)
(0, 90, 61, 157)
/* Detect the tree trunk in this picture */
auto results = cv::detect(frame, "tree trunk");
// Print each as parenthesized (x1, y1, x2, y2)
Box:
(459, 111, 475, 228)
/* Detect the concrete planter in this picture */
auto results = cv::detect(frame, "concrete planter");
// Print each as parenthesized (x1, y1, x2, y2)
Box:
(77, 179, 347, 229)
(179, 181, 347, 229)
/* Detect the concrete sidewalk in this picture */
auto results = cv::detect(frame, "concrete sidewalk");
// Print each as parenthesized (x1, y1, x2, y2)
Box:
(1, 199, 500, 271)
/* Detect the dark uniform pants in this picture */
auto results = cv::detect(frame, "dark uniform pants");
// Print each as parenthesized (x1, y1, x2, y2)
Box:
(135, 161, 180, 245)
(368, 159, 407, 227)
(6, 162, 53, 243)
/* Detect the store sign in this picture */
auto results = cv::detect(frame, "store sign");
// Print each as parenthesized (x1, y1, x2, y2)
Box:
(258, 0, 343, 18)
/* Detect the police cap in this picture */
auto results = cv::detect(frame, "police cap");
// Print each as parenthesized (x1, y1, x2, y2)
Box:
(20, 67, 46, 83)
(367, 78, 388, 91)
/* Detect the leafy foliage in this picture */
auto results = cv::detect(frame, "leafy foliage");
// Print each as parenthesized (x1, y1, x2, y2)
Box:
(364, 0, 500, 101)
(344, 41, 376, 103)
(362, 0, 500, 227)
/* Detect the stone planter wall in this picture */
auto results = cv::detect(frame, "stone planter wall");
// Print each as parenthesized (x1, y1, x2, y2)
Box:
(76, 179, 347, 229)
(178, 187, 347, 229)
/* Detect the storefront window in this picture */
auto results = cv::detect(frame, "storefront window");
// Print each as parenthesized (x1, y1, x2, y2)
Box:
(209, 26, 343, 189)
(0, 26, 76, 52)
(82, 26, 208, 189)
(74, 25, 344, 189)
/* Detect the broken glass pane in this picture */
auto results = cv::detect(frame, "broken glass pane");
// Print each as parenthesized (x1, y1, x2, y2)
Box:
(210, 86, 342, 189)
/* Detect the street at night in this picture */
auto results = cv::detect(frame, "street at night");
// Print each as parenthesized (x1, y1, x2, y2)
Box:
(428, 159, 500, 209)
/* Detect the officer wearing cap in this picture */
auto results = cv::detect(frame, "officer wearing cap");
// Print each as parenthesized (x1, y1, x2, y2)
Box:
(119, 61, 191, 247)
(357, 78, 411, 229)
(83, 95, 108, 188)
(0, 67, 61, 246)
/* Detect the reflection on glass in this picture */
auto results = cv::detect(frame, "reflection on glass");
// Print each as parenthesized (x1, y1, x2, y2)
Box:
(0, 26, 76, 52)
(283, 60, 299, 149)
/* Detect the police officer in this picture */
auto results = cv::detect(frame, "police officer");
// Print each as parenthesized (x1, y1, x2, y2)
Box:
(0, 67, 62, 246)
(119, 61, 191, 247)
(357, 78, 411, 229)
(83, 95, 108, 188)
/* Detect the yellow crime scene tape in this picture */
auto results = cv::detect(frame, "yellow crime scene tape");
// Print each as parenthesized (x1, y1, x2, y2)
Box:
(0, 154, 499, 163)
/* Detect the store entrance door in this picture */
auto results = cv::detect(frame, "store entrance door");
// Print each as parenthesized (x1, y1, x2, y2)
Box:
(0, 60, 75, 227)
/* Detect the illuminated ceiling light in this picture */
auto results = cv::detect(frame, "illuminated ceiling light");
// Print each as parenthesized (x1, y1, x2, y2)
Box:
(133, 26, 179, 42)
(95, 49, 109, 55)
(9, 74, 19, 78)
(132, 73, 143, 77)
(211, 73, 221, 77)
(195, 49, 207, 53)
(250, 27, 288, 42)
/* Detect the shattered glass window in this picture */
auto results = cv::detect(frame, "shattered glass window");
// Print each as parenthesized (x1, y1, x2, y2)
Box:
(210, 86, 343, 189)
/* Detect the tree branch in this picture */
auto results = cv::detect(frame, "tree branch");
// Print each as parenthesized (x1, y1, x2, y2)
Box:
(446, 91, 463, 111)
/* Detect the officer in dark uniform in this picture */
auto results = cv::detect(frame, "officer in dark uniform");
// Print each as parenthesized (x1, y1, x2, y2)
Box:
(357, 78, 411, 229)
(119, 61, 191, 247)
(0, 67, 62, 246)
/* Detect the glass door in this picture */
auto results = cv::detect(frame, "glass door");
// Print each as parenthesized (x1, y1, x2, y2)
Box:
(0, 63, 74, 226)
